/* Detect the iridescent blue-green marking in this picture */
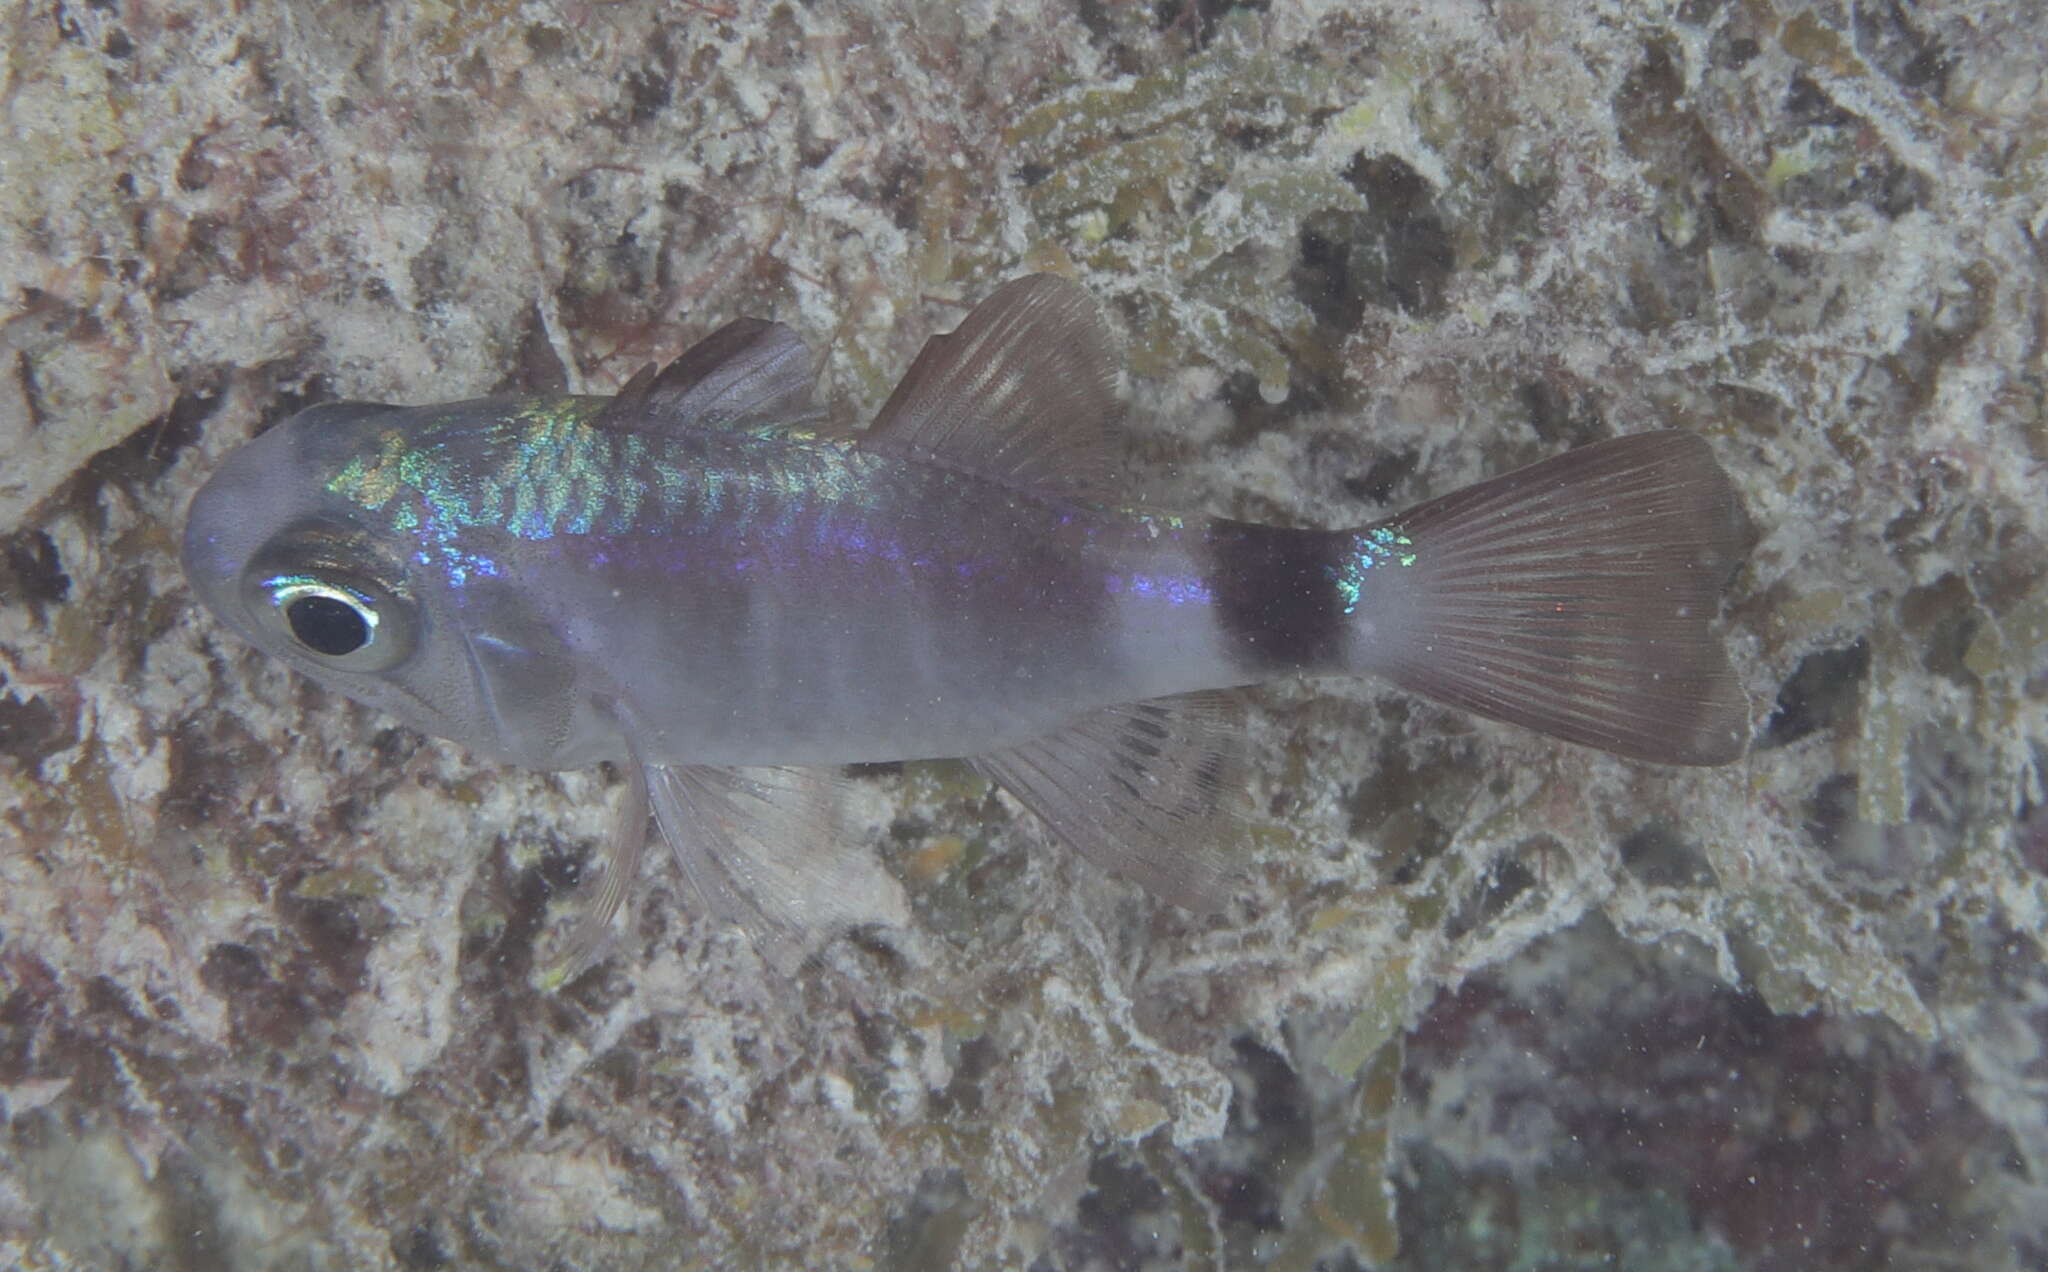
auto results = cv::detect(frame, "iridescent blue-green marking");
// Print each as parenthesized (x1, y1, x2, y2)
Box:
(1097, 513, 1212, 607)
(1105, 569, 1214, 606)
(324, 401, 936, 591)
(491, 400, 669, 540)
(1330, 524, 1417, 616)
(324, 401, 646, 584)
(328, 401, 659, 544)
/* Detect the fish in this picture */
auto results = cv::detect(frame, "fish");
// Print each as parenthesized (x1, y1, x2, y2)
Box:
(180, 274, 1750, 974)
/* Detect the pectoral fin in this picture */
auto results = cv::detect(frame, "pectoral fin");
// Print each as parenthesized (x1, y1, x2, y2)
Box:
(540, 761, 651, 987)
(539, 760, 909, 983)
(644, 763, 909, 973)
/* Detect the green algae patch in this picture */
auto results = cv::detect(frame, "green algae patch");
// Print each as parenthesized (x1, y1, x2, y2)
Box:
(1114, 1097, 1169, 1140)
(1732, 890, 1935, 1040)
(1322, 958, 1413, 1079)
(1270, 1041, 1404, 1269)
(1857, 631, 1913, 828)
(291, 867, 387, 902)
(1780, 11, 1868, 78)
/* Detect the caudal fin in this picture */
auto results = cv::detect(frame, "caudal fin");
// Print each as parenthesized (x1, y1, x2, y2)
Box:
(1368, 431, 1750, 766)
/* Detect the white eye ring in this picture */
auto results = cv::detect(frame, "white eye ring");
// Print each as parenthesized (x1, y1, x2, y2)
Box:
(247, 569, 415, 672)
(271, 577, 378, 655)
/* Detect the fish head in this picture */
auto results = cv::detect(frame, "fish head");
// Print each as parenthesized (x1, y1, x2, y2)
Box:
(181, 400, 616, 770)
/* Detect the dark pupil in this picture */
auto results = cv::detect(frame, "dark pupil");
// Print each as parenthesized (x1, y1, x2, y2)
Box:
(287, 594, 370, 656)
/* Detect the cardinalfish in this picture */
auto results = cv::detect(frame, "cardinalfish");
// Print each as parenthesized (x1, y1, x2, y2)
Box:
(181, 275, 1750, 973)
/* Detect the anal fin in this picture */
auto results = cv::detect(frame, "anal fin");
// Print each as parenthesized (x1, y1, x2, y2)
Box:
(972, 693, 1246, 911)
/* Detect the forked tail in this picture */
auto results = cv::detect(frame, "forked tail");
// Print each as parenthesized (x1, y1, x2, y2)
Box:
(1362, 431, 1750, 765)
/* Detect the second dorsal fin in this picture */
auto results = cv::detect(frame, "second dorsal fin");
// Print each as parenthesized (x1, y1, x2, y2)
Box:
(858, 274, 1125, 500)
(594, 318, 820, 437)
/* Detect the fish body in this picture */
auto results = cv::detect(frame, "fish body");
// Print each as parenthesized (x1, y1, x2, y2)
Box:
(182, 276, 1750, 969)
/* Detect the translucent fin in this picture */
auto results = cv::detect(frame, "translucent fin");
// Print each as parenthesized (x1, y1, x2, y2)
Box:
(1371, 431, 1750, 766)
(645, 764, 908, 972)
(859, 274, 1124, 499)
(971, 694, 1245, 911)
(538, 762, 650, 988)
(594, 318, 820, 437)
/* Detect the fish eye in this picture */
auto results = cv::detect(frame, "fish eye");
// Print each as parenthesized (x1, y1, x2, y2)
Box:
(242, 528, 417, 672)
(250, 571, 416, 671)
(280, 582, 375, 656)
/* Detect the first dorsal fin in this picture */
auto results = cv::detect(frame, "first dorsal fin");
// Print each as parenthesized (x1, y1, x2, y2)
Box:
(858, 274, 1125, 500)
(594, 317, 821, 437)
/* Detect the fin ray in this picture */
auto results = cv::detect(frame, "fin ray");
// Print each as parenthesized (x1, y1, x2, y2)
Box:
(539, 762, 650, 985)
(645, 763, 907, 971)
(1369, 431, 1750, 765)
(594, 318, 821, 437)
(859, 274, 1124, 499)
(973, 693, 1245, 910)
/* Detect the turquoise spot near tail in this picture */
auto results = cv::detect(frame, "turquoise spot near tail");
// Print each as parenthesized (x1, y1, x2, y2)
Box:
(1331, 525, 1416, 615)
